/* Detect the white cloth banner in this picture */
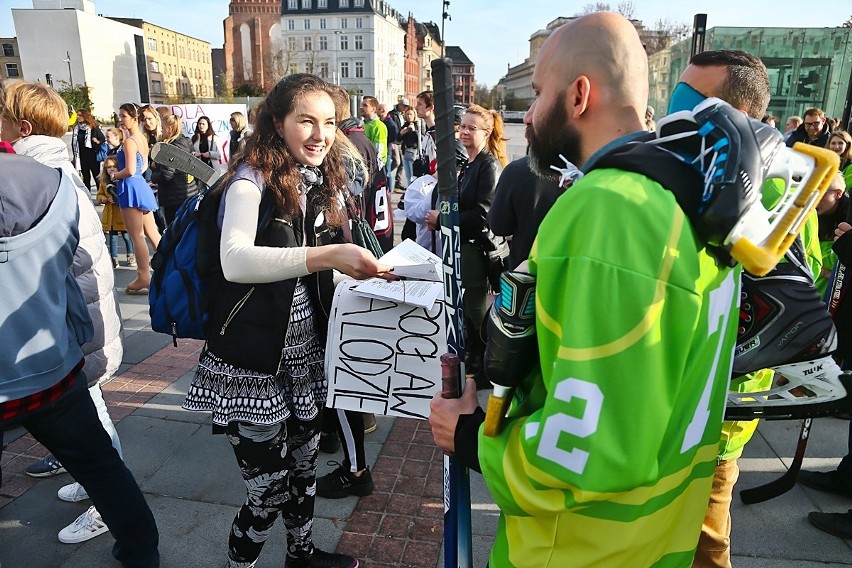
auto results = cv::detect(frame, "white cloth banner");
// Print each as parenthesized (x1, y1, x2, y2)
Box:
(325, 280, 447, 420)
(161, 103, 247, 171)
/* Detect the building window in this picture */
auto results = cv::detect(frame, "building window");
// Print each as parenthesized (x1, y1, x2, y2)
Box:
(319, 36, 328, 50)
(355, 61, 363, 78)
(150, 61, 159, 73)
(304, 19, 311, 30)
(288, 36, 297, 51)
(340, 35, 348, 50)
(302, 0, 311, 7)
(288, 19, 295, 31)
(288, 0, 297, 8)
(147, 37, 157, 51)
(2, 43, 13, 57)
(289, 63, 298, 74)
(320, 18, 327, 29)
(354, 35, 363, 50)
(5, 63, 19, 78)
(340, 0, 348, 7)
(354, 0, 364, 6)
(319, 62, 329, 78)
(318, 0, 327, 7)
(304, 37, 313, 51)
(340, 61, 349, 78)
(152, 80, 162, 94)
(306, 62, 313, 74)
(355, 17, 363, 28)
(341, 18, 348, 29)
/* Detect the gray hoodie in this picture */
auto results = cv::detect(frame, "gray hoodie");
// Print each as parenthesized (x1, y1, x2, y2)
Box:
(12, 135, 123, 387)
(0, 153, 93, 400)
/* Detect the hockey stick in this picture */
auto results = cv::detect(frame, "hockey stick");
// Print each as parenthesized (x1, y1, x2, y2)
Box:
(738, 251, 849, 502)
(740, 417, 811, 504)
(150, 142, 220, 187)
(432, 57, 473, 568)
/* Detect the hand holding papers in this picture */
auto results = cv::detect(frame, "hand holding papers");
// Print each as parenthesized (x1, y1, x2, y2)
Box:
(351, 239, 444, 309)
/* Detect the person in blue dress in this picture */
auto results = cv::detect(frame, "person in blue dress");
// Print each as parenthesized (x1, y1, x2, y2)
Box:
(110, 103, 161, 294)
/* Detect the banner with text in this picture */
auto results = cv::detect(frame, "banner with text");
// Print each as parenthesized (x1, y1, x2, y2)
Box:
(325, 281, 446, 420)
(161, 103, 247, 172)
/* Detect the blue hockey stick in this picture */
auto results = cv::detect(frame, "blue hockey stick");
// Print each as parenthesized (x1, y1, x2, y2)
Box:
(431, 56, 473, 568)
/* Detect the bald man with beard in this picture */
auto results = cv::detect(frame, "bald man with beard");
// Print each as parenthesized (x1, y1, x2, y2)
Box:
(429, 12, 740, 567)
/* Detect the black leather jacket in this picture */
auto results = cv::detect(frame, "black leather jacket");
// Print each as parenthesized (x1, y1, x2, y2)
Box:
(458, 150, 501, 242)
(204, 186, 341, 375)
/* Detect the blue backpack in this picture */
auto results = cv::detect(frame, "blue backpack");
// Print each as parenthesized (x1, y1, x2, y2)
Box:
(149, 177, 272, 345)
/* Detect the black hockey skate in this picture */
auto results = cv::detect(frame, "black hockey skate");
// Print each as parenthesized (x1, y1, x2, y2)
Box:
(725, 244, 852, 420)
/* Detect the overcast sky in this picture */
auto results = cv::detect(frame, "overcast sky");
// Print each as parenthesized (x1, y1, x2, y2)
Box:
(1, 0, 849, 86)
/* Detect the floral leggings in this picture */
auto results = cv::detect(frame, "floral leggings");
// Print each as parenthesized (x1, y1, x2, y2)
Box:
(225, 413, 321, 567)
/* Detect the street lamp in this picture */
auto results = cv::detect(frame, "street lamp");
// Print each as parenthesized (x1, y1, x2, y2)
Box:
(63, 50, 73, 88)
(441, 0, 450, 58)
(333, 30, 342, 86)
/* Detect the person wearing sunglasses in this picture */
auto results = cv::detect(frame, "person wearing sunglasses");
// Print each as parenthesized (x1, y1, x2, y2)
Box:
(786, 107, 831, 148)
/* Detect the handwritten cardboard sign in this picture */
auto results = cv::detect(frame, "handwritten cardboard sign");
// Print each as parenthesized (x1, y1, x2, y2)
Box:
(325, 281, 446, 420)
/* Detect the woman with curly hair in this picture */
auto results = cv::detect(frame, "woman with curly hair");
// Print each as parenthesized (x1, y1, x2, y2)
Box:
(181, 74, 391, 568)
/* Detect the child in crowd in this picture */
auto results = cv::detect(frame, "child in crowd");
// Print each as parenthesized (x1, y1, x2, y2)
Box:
(104, 126, 123, 157)
(97, 155, 135, 268)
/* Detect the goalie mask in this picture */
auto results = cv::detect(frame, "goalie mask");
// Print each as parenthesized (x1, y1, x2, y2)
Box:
(649, 97, 839, 276)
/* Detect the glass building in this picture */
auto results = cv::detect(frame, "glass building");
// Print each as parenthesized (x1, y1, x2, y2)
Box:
(649, 26, 852, 126)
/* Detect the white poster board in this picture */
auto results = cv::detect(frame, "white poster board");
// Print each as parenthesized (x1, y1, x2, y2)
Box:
(325, 281, 447, 420)
(160, 103, 247, 171)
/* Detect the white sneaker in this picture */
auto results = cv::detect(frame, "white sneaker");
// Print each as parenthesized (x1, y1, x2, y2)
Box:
(58, 506, 109, 543)
(57, 482, 89, 503)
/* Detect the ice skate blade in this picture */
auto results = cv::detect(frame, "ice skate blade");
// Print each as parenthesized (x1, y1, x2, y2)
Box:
(726, 369, 852, 421)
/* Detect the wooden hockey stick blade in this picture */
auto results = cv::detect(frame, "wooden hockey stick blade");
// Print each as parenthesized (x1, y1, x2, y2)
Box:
(739, 417, 811, 504)
(150, 142, 219, 187)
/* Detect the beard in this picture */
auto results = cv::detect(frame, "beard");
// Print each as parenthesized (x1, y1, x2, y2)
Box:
(526, 97, 582, 179)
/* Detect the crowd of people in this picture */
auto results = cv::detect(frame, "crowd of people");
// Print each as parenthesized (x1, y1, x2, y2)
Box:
(3, 9, 852, 568)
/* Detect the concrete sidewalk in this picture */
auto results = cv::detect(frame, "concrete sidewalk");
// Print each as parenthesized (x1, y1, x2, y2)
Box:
(2, 262, 852, 567)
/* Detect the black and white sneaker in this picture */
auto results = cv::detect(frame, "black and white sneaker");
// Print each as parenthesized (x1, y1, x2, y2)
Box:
(25, 454, 66, 478)
(316, 462, 374, 499)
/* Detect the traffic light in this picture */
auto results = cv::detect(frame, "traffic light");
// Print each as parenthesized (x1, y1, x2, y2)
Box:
(45, 73, 53, 87)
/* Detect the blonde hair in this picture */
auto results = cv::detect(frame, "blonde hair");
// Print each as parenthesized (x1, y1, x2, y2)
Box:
(464, 104, 508, 167)
(161, 113, 183, 142)
(105, 126, 125, 145)
(230, 111, 247, 132)
(99, 155, 120, 185)
(140, 104, 162, 141)
(4, 81, 68, 138)
(827, 130, 852, 163)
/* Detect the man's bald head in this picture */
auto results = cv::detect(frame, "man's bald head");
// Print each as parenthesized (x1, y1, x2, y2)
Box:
(540, 12, 648, 116)
(525, 12, 648, 171)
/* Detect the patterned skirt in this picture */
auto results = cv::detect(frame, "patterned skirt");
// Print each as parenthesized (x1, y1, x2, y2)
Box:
(183, 280, 326, 427)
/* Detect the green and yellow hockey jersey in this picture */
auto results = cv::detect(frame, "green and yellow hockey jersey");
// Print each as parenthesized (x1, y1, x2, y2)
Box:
(478, 167, 740, 568)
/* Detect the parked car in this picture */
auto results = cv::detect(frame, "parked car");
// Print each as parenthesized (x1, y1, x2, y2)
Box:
(501, 110, 526, 123)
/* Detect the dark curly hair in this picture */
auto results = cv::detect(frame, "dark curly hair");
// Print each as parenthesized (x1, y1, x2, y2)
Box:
(219, 74, 347, 226)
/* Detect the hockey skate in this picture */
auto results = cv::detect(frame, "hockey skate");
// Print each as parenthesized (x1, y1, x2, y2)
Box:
(725, 248, 852, 420)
